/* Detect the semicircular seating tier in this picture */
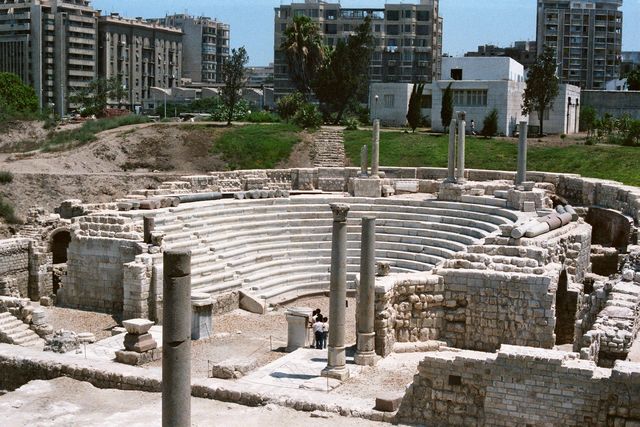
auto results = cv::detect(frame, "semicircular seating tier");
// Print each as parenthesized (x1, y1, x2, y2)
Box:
(152, 196, 518, 307)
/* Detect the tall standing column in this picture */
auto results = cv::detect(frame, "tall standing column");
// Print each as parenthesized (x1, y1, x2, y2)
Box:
(162, 250, 192, 427)
(371, 119, 380, 178)
(516, 121, 528, 185)
(355, 216, 378, 366)
(322, 203, 350, 381)
(446, 118, 457, 182)
(455, 112, 466, 183)
(360, 145, 369, 176)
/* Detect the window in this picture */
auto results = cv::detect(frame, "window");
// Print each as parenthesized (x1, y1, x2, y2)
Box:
(451, 69, 463, 80)
(386, 24, 399, 35)
(384, 94, 395, 108)
(417, 10, 429, 21)
(416, 25, 429, 36)
(374, 24, 381, 32)
(404, 10, 412, 19)
(452, 90, 488, 107)
(386, 10, 399, 21)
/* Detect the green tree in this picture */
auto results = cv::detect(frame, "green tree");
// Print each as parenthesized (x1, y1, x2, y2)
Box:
(522, 45, 559, 137)
(220, 46, 249, 126)
(69, 77, 126, 116)
(440, 83, 453, 132)
(0, 72, 38, 115)
(313, 17, 373, 124)
(580, 105, 598, 137)
(406, 83, 425, 132)
(481, 109, 499, 138)
(627, 67, 640, 91)
(281, 16, 325, 97)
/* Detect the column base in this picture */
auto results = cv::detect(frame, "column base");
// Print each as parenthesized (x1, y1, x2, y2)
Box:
(321, 365, 350, 381)
(354, 350, 379, 366)
(443, 177, 457, 184)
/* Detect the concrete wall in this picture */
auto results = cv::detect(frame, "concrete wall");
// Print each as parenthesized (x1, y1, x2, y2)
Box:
(582, 90, 640, 120)
(369, 83, 413, 127)
(441, 56, 525, 82)
(397, 345, 640, 426)
(431, 80, 527, 136)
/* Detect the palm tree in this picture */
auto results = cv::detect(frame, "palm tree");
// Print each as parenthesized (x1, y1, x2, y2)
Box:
(281, 15, 325, 97)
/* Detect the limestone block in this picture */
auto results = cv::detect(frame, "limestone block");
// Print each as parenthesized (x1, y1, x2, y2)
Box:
(352, 178, 382, 198)
(123, 332, 158, 353)
(123, 318, 154, 335)
(375, 393, 403, 412)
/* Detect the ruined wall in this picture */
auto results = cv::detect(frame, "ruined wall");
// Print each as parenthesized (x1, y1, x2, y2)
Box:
(374, 269, 559, 355)
(397, 345, 640, 426)
(62, 215, 144, 314)
(0, 239, 30, 297)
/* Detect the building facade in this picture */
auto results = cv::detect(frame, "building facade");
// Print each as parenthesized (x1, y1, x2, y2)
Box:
(536, 0, 623, 89)
(98, 14, 182, 110)
(432, 57, 528, 136)
(0, 0, 98, 115)
(156, 14, 229, 84)
(465, 41, 537, 71)
(273, 0, 442, 100)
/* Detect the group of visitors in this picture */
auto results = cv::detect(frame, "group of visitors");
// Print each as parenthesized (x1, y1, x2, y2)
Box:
(310, 308, 328, 349)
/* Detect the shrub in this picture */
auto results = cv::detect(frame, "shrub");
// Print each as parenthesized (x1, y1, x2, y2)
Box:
(277, 92, 305, 121)
(0, 196, 20, 224)
(342, 117, 359, 130)
(293, 103, 323, 129)
(481, 109, 499, 138)
(560, 133, 567, 140)
(245, 111, 280, 123)
(0, 171, 13, 184)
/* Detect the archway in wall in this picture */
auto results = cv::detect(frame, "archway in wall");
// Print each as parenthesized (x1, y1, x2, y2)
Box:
(554, 270, 578, 345)
(50, 229, 71, 294)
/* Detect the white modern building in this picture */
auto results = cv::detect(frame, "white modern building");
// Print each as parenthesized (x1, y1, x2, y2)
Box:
(431, 57, 527, 136)
(369, 82, 431, 127)
(529, 84, 581, 135)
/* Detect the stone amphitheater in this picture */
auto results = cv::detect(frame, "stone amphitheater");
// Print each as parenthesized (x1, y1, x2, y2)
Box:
(0, 124, 640, 426)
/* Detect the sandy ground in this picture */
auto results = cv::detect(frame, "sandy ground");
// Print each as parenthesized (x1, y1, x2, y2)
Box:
(148, 295, 356, 378)
(0, 377, 390, 427)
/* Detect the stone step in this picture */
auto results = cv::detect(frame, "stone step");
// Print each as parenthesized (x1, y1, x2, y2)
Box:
(191, 278, 244, 294)
(260, 282, 331, 305)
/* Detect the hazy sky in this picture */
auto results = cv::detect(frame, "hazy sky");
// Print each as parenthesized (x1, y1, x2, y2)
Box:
(92, 0, 640, 66)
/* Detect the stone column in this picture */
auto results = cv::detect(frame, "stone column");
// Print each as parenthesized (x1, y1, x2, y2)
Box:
(446, 118, 457, 182)
(516, 121, 528, 185)
(355, 216, 377, 366)
(371, 119, 380, 178)
(322, 203, 350, 381)
(143, 216, 155, 244)
(455, 112, 466, 183)
(162, 250, 191, 427)
(360, 145, 368, 176)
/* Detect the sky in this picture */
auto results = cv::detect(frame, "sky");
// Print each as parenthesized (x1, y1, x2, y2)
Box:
(92, 0, 640, 66)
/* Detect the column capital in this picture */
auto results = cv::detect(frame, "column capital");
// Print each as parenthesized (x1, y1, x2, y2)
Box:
(330, 203, 350, 222)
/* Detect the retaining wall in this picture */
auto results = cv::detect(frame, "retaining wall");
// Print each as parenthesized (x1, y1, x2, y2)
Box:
(397, 345, 640, 426)
(0, 239, 30, 297)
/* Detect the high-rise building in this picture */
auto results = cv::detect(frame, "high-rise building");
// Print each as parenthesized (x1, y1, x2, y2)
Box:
(155, 14, 230, 84)
(273, 0, 442, 100)
(98, 13, 183, 110)
(536, 0, 623, 89)
(0, 0, 98, 115)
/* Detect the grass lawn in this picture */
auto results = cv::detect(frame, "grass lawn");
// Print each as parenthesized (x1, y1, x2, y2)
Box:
(211, 123, 301, 170)
(344, 130, 640, 187)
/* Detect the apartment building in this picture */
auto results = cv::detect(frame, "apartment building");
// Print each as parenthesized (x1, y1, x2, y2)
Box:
(156, 14, 230, 84)
(273, 0, 442, 100)
(0, 0, 98, 115)
(536, 0, 623, 89)
(98, 13, 183, 110)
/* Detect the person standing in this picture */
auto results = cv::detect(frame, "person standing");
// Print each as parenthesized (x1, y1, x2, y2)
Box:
(313, 317, 324, 349)
(321, 317, 329, 349)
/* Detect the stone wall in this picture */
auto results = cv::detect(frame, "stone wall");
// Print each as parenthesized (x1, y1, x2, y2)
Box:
(397, 345, 640, 426)
(374, 269, 559, 355)
(0, 239, 30, 297)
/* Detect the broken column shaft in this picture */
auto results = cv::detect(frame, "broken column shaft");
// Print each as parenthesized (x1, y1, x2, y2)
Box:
(516, 121, 528, 185)
(456, 112, 466, 183)
(162, 249, 192, 427)
(322, 203, 350, 380)
(355, 216, 377, 366)
(447, 118, 457, 182)
(371, 119, 380, 178)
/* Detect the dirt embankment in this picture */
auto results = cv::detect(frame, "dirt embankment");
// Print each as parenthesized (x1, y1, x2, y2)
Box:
(0, 123, 314, 227)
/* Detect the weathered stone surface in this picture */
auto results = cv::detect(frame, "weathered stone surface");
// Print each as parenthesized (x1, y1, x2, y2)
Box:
(375, 393, 403, 412)
(123, 319, 154, 335)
